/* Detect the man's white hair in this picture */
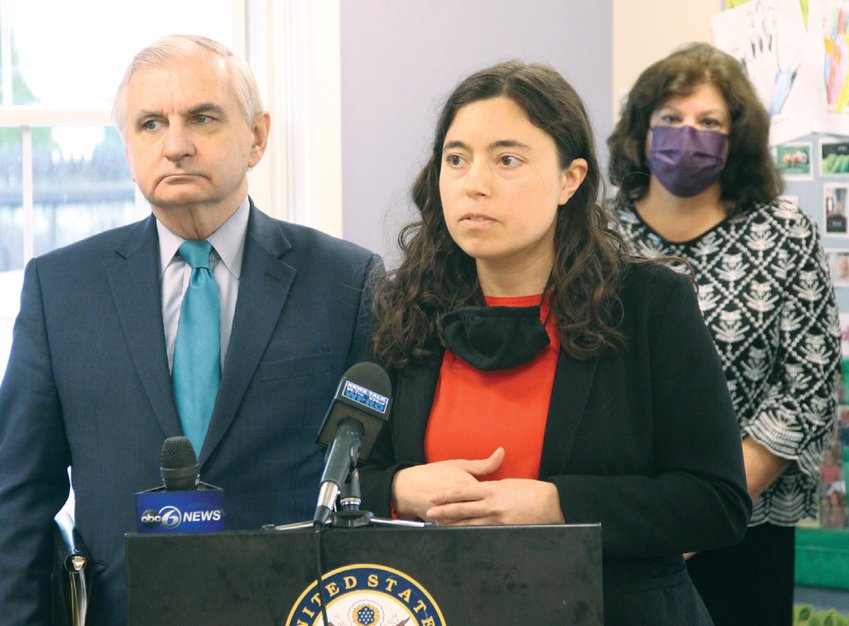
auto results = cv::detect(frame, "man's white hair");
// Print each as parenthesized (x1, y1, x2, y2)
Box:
(112, 34, 264, 137)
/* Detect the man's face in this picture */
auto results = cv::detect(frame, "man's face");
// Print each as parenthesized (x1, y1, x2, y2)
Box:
(124, 50, 266, 218)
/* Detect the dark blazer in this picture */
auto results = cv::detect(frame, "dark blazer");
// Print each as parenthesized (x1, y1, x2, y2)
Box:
(360, 264, 751, 625)
(0, 201, 382, 626)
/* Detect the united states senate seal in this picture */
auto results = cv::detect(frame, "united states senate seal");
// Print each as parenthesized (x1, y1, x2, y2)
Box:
(285, 563, 446, 626)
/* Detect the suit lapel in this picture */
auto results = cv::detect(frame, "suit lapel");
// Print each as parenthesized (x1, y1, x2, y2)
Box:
(108, 216, 182, 438)
(199, 204, 295, 464)
(394, 356, 442, 464)
(538, 351, 598, 478)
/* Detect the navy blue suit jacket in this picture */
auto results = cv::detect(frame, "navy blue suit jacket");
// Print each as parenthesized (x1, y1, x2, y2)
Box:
(0, 202, 382, 625)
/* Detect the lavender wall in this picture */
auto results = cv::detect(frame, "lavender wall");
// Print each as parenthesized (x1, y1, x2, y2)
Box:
(339, 0, 614, 261)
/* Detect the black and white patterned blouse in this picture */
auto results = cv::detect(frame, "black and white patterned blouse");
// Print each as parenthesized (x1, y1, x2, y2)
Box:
(616, 198, 841, 526)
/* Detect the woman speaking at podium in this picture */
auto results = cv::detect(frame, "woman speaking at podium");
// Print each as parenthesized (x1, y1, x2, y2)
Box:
(360, 60, 751, 624)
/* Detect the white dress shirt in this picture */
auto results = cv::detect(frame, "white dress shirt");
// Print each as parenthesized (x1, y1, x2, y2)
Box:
(158, 197, 250, 372)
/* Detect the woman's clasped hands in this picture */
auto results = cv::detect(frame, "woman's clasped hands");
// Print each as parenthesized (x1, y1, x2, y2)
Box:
(391, 447, 565, 526)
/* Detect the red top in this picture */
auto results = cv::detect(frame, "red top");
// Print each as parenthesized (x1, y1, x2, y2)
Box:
(424, 294, 561, 479)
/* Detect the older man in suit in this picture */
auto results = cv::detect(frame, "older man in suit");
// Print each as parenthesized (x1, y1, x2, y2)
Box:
(0, 35, 382, 625)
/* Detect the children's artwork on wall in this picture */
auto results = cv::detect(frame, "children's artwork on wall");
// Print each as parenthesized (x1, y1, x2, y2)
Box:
(713, 0, 812, 144)
(775, 141, 814, 179)
(816, 2, 849, 114)
(714, 0, 849, 143)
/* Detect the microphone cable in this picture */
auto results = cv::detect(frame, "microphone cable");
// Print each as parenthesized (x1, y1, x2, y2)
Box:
(313, 524, 331, 626)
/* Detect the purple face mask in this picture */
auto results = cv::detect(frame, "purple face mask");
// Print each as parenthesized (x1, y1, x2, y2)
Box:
(647, 125, 728, 198)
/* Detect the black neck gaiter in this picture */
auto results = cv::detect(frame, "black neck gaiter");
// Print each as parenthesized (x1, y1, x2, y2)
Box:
(441, 305, 550, 371)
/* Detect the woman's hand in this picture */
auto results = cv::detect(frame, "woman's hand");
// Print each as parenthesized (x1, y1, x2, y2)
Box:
(391, 448, 504, 520)
(742, 436, 790, 500)
(426, 477, 565, 526)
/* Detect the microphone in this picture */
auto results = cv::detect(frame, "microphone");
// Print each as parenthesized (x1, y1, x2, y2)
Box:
(313, 362, 391, 525)
(135, 436, 225, 533)
(161, 435, 200, 491)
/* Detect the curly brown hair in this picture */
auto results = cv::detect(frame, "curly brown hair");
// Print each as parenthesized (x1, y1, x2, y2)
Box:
(372, 61, 631, 368)
(607, 42, 782, 213)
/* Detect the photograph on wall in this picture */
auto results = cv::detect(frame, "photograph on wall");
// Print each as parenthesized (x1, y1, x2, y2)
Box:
(820, 138, 849, 176)
(823, 184, 849, 235)
(826, 249, 849, 287)
(774, 141, 814, 179)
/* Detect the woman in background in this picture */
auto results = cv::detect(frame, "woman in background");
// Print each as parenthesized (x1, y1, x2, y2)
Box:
(361, 59, 751, 624)
(608, 42, 841, 626)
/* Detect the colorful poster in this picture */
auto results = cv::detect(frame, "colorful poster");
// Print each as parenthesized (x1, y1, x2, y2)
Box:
(792, 0, 849, 136)
(817, 2, 849, 112)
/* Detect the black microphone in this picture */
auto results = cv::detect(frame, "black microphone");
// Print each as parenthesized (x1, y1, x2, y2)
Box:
(314, 362, 391, 525)
(161, 436, 200, 491)
(135, 436, 225, 533)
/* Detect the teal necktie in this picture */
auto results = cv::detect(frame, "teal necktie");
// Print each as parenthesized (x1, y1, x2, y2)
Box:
(172, 240, 220, 455)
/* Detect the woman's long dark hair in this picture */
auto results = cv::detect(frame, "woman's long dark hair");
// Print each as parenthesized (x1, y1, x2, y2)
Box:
(607, 42, 782, 213)
(373, 61, 630, 368)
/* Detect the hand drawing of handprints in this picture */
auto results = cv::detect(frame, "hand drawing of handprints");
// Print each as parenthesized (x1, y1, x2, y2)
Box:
(740, 0, 803, 117)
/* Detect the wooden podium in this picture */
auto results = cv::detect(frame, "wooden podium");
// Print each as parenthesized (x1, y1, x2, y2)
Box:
(126, 523, 602, 624)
